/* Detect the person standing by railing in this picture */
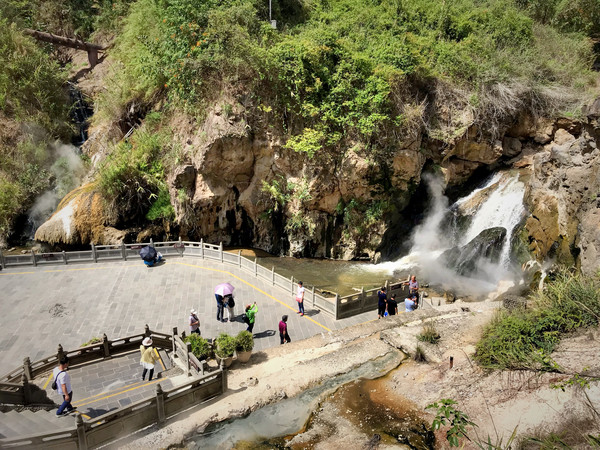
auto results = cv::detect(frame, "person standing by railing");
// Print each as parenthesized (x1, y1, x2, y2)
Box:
(296, 281, 305, 316)
(377, 287, 387, 319)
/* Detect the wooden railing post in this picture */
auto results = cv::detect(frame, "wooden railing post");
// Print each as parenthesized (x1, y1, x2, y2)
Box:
(102, 333, 110, 358)
(312, 286, 316, 308)
(91, 243, 97, 263)
(219, 242, 223, 263)
(156, 384, 166, 424)
(385, 279, 389, 290)
(360, 287, 365, 307)
(21, 374, 31, 404)
(62, 250, 67, 264)
(238, 250, 242, 267)
(335, 293, 340, 320)
(121, 242, 127, 261)
(179, 237, 183, 257)
(31, 250, 37, 267)
(254, 258, 257, 277)
(221, 366, 228, 393)
(172, 327, 178, 356)
(0, 249, 4, 269)
(185, 342, 192, 376)
(76, 413, 88, 450)
(200, 238, 204, 258)
(23, 357, 32, 381)
(272, 266, 275, 285)
(291, 276, 294, 296)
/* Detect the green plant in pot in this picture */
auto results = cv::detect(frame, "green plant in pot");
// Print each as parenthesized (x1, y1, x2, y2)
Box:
(235, 330, 254, 363)
(215, 332, 236, 367)
(184, 334, 211, 360)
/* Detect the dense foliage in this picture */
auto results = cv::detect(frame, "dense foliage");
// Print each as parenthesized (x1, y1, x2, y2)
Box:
(475, 270, 600, 370)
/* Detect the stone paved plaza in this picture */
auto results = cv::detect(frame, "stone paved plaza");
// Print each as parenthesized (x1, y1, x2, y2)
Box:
(0, 257, 375, 371)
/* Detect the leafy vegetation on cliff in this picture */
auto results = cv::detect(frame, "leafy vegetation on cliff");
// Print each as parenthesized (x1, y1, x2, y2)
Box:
(475, 269, 600, 370)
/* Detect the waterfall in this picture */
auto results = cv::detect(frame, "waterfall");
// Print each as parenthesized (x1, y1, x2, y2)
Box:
(370, 171, 526, 295)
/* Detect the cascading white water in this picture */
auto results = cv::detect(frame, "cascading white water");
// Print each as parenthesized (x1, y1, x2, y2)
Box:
(369, 171, 526, 295)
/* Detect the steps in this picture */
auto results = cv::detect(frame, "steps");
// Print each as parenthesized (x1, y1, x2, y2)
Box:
(0, 409, 74, 440)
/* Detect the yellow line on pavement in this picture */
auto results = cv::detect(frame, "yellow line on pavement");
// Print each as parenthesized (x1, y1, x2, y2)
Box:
(74, 377, 167, 408)
(43, 373, 53, 389)
(80, 413, 91, 419)
(73, 380, 144, 404)
(172, 261, 332, 332)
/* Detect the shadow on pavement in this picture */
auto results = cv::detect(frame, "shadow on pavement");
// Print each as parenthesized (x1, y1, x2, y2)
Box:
(252, 330, 275, 340)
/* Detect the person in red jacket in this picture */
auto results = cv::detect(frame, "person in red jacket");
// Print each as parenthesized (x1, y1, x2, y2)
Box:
(279, 315, 291, 345)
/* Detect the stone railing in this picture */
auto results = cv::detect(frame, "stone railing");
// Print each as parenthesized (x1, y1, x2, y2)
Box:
(0, 240, 410, 320)
(0, 369, 226, 450)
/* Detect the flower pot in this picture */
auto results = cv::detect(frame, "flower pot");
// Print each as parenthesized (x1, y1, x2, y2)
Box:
(236, 349, 252, 363)
(216, 355, 234, 368)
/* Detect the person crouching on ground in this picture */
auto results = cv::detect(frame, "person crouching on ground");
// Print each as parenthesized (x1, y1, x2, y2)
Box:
(245, 302, 258, 333)
(405, 293, 417, 312)
(279, 315, 291, 344)
(140, 337, 159, 381)
(53, 356, 75, 416)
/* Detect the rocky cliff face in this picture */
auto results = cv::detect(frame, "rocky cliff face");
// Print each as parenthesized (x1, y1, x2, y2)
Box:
(35, 85, 600, 275)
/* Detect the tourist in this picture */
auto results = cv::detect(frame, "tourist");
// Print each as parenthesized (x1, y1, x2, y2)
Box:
(189, 309, 200, 335)
(245, 302, 258, 333)
(387, 294, 398, 316)
(53, 356, 75, 416)
(225, 294, 235, 322)
(405, 293, 417, 312)
(279, 315, 291, 344)
(296, 281, 305, 316)
(215, 293, 225, 322)
(140, 337, 159, 381)
(377, 287, 387, 319)
(404, 275, 419, 297)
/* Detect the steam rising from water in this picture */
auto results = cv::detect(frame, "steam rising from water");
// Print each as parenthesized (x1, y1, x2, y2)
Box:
(372, 171, 526, 296)
(26, 142, 86, 237)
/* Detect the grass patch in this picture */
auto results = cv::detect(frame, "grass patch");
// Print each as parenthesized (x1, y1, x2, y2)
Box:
(475, 269, 600, 370)
(413, 345, 427, 362)
(417, 322, 441, 344)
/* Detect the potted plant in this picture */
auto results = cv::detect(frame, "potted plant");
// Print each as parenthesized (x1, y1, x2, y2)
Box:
(214, 332, 236, 368)
(235, 330, 254, 363)
(184, 334, 211, 360)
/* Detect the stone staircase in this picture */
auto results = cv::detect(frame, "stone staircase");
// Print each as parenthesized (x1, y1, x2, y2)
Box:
(0, 408, 75, 440)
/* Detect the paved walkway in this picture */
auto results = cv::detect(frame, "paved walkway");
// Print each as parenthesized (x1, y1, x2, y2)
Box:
(0, 258, 376, 371)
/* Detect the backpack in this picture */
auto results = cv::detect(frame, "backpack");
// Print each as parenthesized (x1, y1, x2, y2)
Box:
(51, 370, 65, 390)
(227, 296, 235, 308)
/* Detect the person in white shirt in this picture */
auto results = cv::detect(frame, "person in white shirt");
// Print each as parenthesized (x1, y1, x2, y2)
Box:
(296, 281, 305, 316)
(53, 356, 75, 416)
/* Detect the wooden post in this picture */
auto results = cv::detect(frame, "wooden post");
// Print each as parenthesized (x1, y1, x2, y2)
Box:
(385, 279, 389, 291)
(62, 250, 67, 264)
(291, 276, 295, 296)
(186, 342, 192, 376)
(312, 286, 316, 308)
(254, 258, 257, 277)
(21, 374, 31, 404)
(150, 238, 154, 248)
(200, 238, 204, 258)
(102, 333, 110, 358)
(179, 237, 184, 257)
(272, 266, 275, 285)
(121, 242, 127, 261)
(238, 250, 242, 267)
(91, 243, 97, 263)
(220, 365, 228, 393)
(220, 242, 224, 263)
(23, 357, 32, 381)
(449, 356, 454, 369)
(156, 384, 166, 424)
(335, 293, 340, 320)
(31, 250, 37, 267)
(76, 413, 88, 450)
(0, 249, 5, 269)
(360, 287, 365, 308)
(144, 324, 151, 337)
(172, 327, 178, 356)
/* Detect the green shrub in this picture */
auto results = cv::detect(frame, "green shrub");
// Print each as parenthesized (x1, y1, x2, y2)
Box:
(417, 323, 441, 344)
(475, 269, 600, 370)
(215, 332, 236, 358)
(235, 330, 254, 352)
(184, 333, 211, 359)
(413, 345, 427, 362)
(81, 337, 103, 347)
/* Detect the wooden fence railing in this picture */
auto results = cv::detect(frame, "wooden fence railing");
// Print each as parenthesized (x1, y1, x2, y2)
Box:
(0, 369, 226, 450)
(0, 240, 410, 320)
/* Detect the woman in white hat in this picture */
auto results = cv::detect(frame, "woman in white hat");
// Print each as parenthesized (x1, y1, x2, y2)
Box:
(140, 337, 159, 381)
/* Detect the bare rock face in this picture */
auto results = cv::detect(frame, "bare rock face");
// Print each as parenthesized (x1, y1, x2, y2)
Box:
(522, 124, 600, 273)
